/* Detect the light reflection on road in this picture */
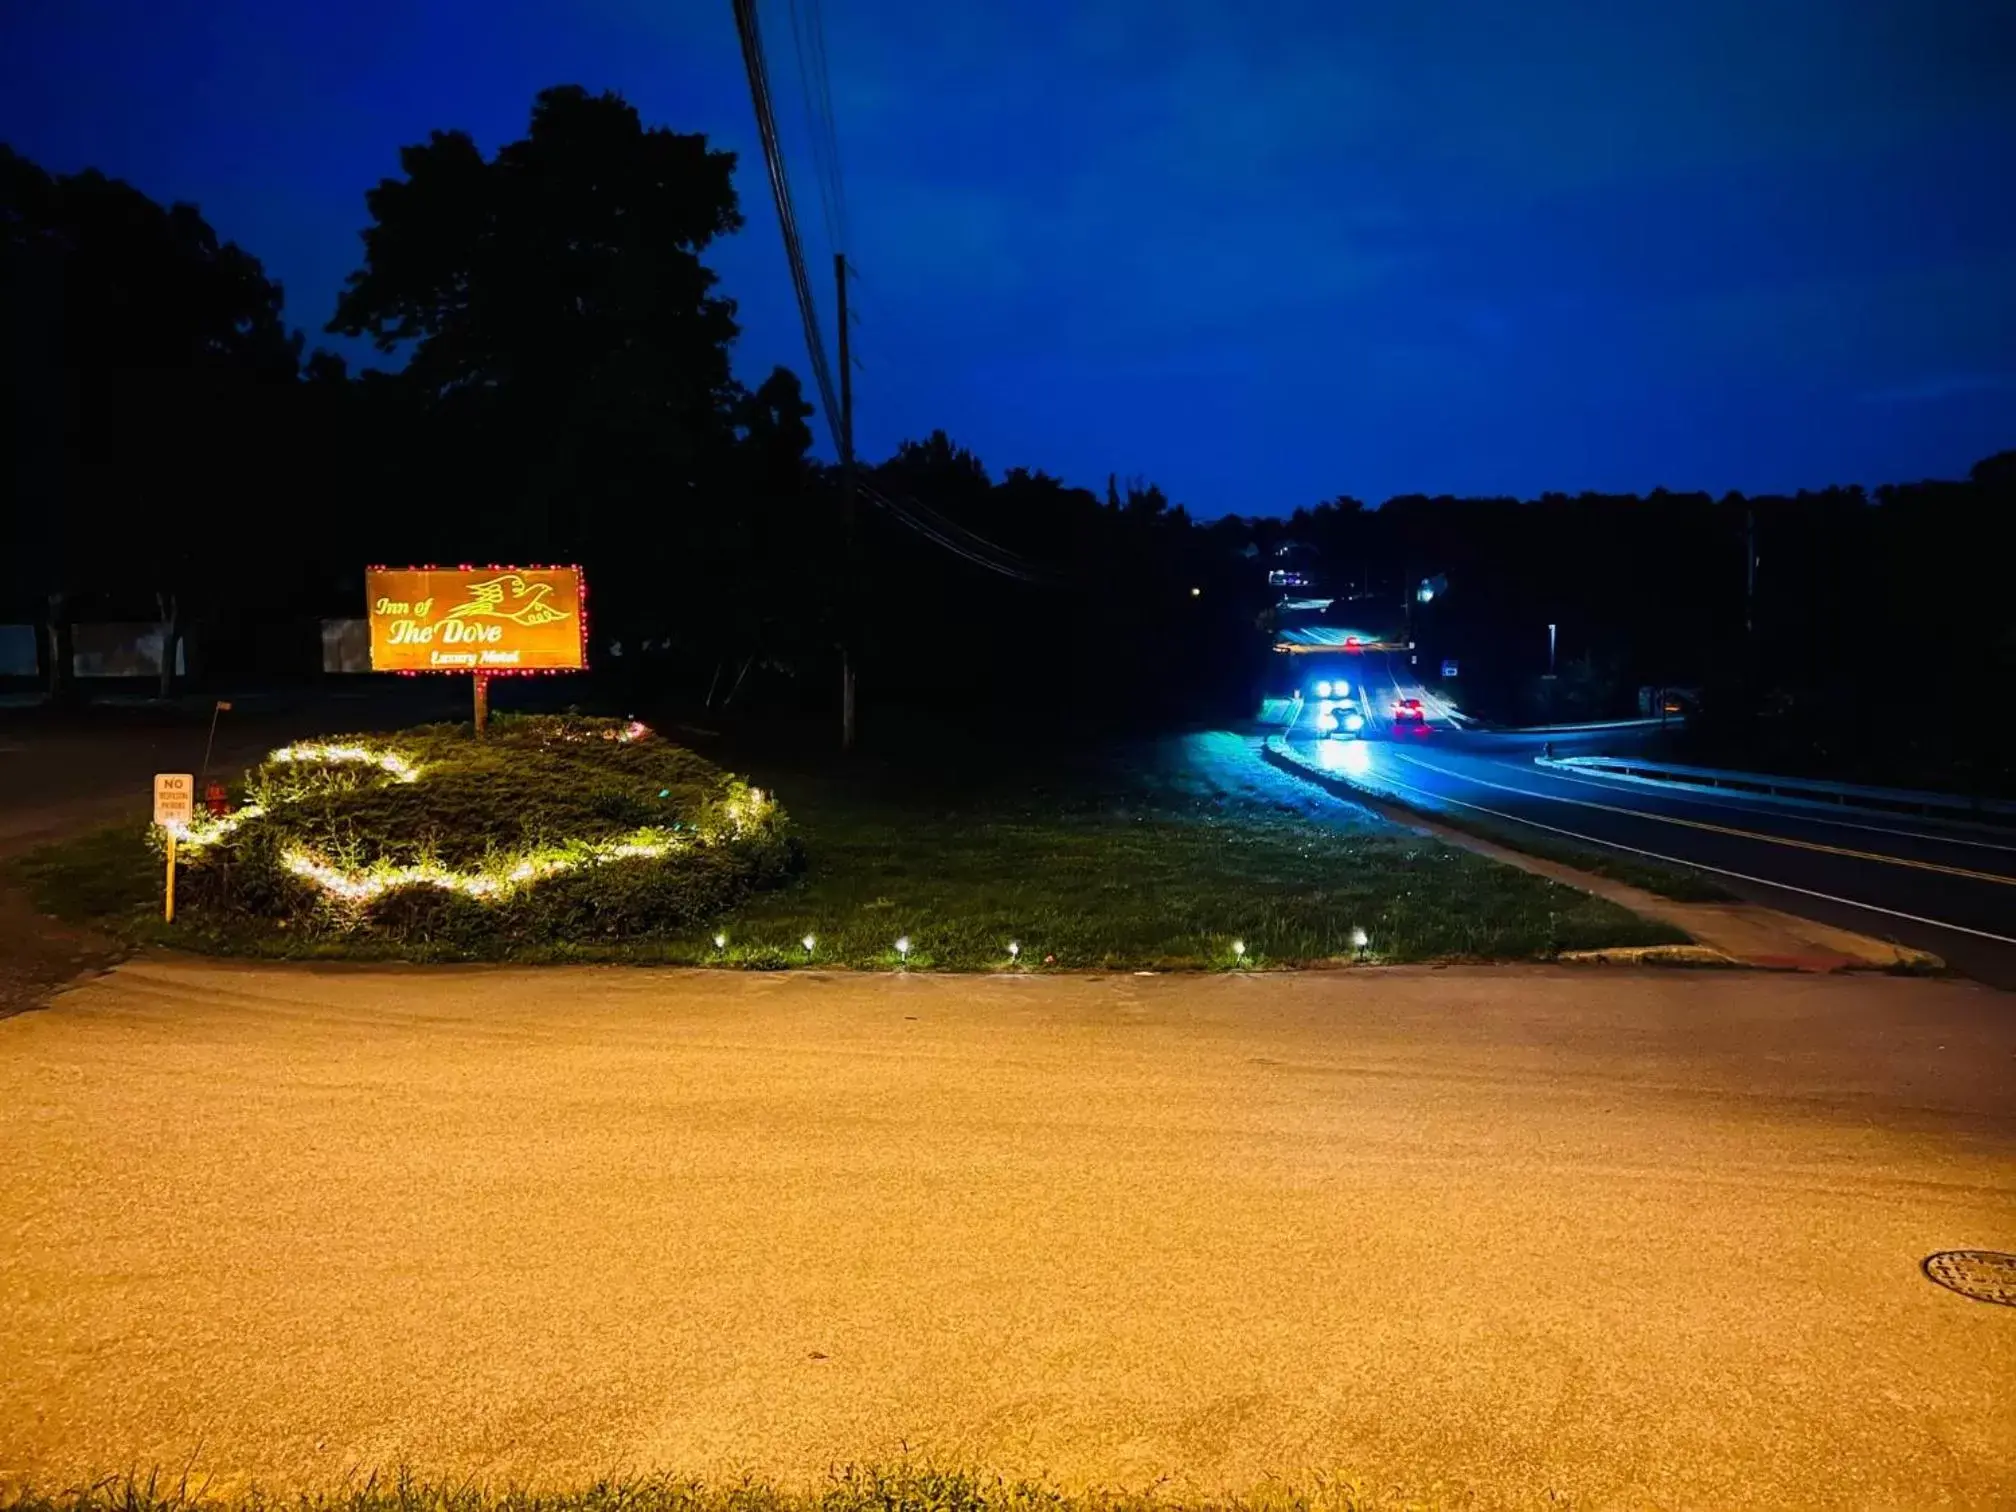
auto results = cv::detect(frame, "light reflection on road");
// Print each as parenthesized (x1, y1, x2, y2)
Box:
(1314, 738, 1372, 777)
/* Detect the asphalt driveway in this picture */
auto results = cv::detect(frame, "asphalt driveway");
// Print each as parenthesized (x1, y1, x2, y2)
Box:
(2, 962, 2012, 1508)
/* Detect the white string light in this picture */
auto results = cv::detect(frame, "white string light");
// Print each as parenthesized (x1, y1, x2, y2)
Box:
(268, 743, 421, 783)
(179, 734, 780, 911)
(168, 803, 268, 850)
(279, 830, 690, 904)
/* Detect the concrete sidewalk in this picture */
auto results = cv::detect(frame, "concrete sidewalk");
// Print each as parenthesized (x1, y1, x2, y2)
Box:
(3, 962, 2012, 1508)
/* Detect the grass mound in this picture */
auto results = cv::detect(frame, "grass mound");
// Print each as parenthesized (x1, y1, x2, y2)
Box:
(165, 714, 793, 952)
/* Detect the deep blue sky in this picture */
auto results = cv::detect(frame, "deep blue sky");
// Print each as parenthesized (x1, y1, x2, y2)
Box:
(5, 0, 2013, 515)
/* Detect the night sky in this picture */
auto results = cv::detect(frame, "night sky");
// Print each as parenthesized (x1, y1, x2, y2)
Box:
(5, 0, 2013, 515)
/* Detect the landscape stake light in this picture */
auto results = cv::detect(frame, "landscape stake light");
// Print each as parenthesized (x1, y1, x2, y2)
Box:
(1007, 941, 1021, 960)
(1232, 939, 1246, 960)
(895, 936, 911, 962)
(802, 933, 816, 957)
(713, 932, 727, 950)
(1351, 926, 1370, 957)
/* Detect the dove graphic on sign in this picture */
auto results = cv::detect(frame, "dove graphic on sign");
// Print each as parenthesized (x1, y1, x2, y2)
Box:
(445, 574, 572, 627)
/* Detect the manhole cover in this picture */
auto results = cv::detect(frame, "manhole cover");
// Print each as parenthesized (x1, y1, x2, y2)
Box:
(1922, 1250, 2016, 1306)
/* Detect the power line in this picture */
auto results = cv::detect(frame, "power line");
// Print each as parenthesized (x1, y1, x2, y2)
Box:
(859, 483, 1066, 585)
(864, 490, 1042, 582)
(877, 488, 1048, 576)
(783, 0, 842, 253)
(732, 1, 1059, 591)
(799, 0, 849, 251)
(731, 0, 842, 456)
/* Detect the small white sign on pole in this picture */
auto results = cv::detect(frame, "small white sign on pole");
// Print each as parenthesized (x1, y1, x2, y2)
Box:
(153, 772, 194, 830)
(153, 773, 193, 924)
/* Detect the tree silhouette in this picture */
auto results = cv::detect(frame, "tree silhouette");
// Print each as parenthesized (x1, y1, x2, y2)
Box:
(2, 144, 299, 695)
(328, 85, 745, 581)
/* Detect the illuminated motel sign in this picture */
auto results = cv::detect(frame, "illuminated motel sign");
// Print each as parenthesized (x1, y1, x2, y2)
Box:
(366, 566, 588, 674)
(366, 566, 587, 732)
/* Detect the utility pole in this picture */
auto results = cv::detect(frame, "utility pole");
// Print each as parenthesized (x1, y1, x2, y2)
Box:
(835, 252, 857, 753)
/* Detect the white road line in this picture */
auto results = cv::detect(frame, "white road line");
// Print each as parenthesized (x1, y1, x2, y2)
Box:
(1527, 760, 2016, 854)
(1389, 751, 2016, 884)
(1353, 763, 2016, 948)
(1421, 755, 2016, 884)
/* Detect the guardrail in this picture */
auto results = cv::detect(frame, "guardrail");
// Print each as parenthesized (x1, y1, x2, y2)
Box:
(1539, 754, 2016, 825)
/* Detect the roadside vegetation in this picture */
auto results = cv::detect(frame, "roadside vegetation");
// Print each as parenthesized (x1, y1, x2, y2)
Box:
(9, 726, 1682, 968)
(0, 1467, 1478, 1512)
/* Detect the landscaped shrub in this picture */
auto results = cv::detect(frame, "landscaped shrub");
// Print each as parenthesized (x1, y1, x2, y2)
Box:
(166, 714, 793, 950)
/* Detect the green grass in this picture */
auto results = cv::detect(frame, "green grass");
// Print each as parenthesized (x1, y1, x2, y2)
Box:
(0, 1466, 1485, 1512)
(664, 768, 1682, 969)
(15, 823, 165, 922)
(7, 731, 1681, 967)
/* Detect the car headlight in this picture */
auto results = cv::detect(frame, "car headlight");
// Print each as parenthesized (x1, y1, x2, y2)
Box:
(1314, 680, 1333, 699)
(1332, 678, 1349, 697)
(1316, 712, 1338, 732)
(1344, 713, 1364, 732)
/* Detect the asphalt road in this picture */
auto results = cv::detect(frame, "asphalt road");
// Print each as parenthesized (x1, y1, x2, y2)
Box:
(1287, 654, 2016, 989)
(3, 962, 2013, 1508)
(0, 688, 477, 848)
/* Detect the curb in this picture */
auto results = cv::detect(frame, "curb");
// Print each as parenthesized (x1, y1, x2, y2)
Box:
(1556, 945, 1738, 968)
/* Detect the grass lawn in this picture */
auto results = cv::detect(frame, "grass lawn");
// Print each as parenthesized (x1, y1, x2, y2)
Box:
(8, 731, 1682, 969)
(1, 1468, 1454, 1512)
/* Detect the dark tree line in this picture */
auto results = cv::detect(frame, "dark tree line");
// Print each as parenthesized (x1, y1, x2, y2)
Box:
(4, 85, 2012, 786)
(1265, 468, 2016, 789)
(3, 142, 304, 691)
